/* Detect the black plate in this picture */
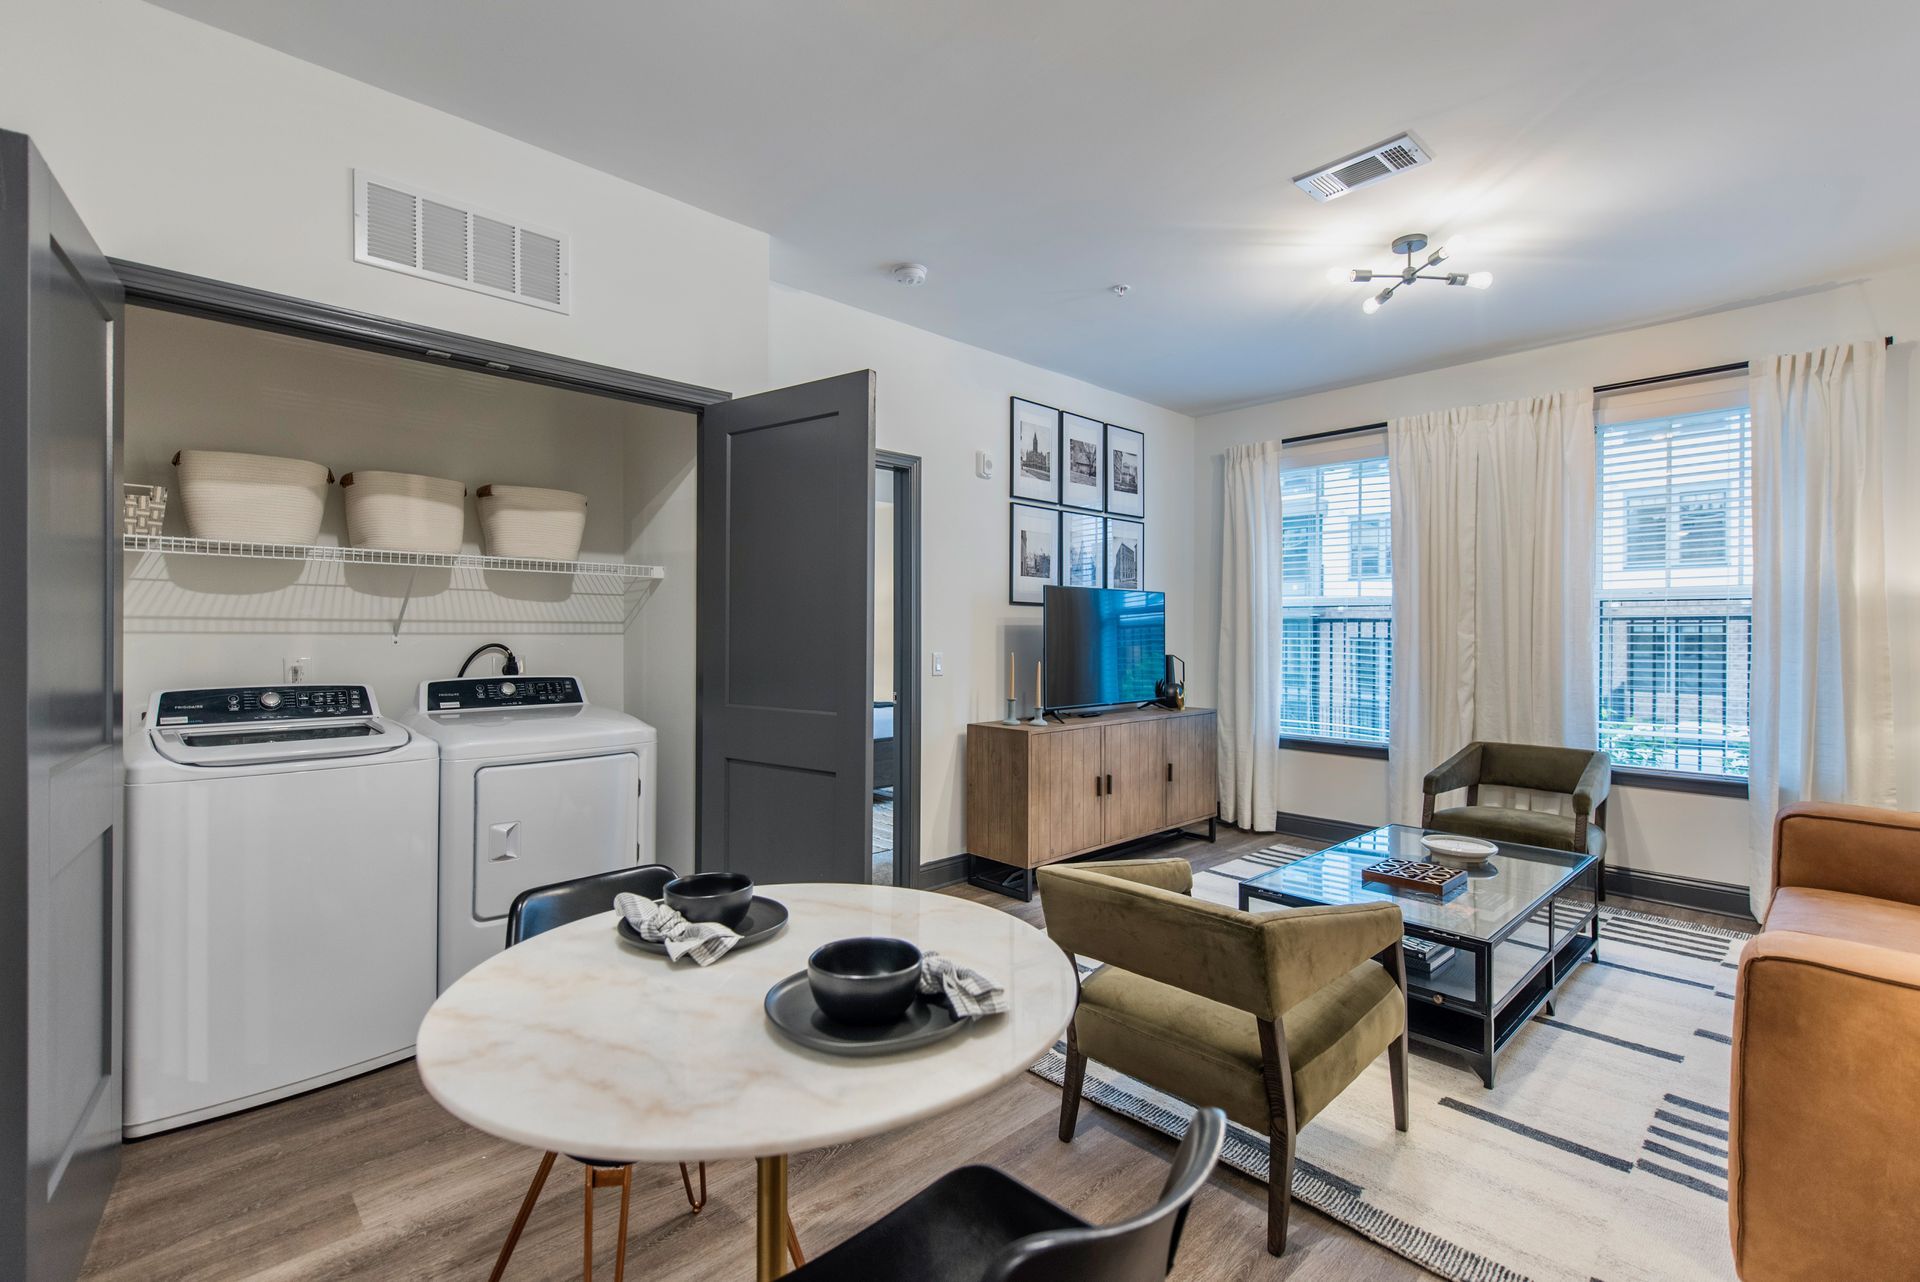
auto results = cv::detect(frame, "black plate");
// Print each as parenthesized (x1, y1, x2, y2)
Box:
(763, 972, 968, 1057)
(616, 896, 789, 955)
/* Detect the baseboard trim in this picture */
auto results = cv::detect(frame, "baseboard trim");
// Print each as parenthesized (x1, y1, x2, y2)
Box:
(915, 854, 970, 889)
(1606, 867, 1755, 922)
(1271, 811, 1373, 845)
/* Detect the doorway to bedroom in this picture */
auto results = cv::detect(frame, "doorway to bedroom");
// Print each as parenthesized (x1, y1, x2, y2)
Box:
(872, 452, 921, 885)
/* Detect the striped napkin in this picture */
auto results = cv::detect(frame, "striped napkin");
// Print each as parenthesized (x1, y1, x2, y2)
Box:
(614, 893, 740, 966)
(917, 952, 1009, 1019)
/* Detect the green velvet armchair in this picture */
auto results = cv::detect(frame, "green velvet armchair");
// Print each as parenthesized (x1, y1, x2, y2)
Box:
(1422, 742, 1612, 898)
(1037, 857, 1408, 1256)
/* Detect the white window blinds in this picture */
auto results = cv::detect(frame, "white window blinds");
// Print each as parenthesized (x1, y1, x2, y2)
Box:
(1595, 377, 1751, 777)
(1277, 440, 1392, 744)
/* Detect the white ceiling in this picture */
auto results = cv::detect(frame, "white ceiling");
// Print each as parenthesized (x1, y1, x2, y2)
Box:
(150, 0, 1920, 415)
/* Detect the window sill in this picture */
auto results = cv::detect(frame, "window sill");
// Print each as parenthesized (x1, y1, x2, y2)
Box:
(1277, 736, 1388, 760)
(1610, 766, 1748, 798)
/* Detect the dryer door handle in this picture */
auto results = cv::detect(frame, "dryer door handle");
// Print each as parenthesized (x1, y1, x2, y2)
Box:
(487, 820, 520, 863)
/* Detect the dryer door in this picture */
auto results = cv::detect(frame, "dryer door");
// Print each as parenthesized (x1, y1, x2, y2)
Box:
(472, 753, 640, 919)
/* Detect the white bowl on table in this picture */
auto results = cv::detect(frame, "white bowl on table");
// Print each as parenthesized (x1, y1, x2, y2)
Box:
(1419, 833, 1499, 866)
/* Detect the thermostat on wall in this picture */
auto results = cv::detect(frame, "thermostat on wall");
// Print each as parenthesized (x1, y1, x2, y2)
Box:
(976, 450, 995, 480)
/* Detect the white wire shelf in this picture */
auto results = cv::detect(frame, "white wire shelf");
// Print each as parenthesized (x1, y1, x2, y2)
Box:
(123, 534, 665, 639)
(122, 534, 664, 582)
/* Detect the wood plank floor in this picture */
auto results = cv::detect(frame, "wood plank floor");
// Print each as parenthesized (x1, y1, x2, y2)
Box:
(79, 825, 1751, 1281)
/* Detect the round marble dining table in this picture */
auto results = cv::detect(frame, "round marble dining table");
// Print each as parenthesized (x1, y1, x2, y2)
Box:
(416, 882, 1078, 1280)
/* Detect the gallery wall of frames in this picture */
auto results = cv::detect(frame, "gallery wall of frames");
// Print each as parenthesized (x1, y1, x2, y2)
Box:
(1007, 396, 1147, 605)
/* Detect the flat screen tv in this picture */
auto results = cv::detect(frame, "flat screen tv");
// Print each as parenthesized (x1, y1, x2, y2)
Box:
(1043, 586, 1166, 712)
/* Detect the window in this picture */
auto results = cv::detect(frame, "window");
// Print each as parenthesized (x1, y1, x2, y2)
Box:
(1596, 393, 1752, 777)
(1276, 451, 1392, 744)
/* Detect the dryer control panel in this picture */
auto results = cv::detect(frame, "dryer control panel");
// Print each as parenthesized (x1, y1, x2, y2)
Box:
(423, 676, 584, 712)
(151, 685, 373, 726)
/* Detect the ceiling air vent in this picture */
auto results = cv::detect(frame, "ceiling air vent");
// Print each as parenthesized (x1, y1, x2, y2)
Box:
(353, 171, 570, 313)
(1293, 132, 1433, 202)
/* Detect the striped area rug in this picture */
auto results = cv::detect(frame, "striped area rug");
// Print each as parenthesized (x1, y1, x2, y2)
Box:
(1029, 841, 1748, 1282)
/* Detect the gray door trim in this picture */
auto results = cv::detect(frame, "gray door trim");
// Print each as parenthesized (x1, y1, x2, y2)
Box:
(108, 259, 731, 412)
(876, 450, 922, 887)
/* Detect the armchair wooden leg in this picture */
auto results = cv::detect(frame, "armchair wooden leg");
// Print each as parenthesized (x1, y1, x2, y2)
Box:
(1257, 1018, 1299, 1257)
(1058, 1020, 1087, 1142)
(1380, 941, 1410, 1134)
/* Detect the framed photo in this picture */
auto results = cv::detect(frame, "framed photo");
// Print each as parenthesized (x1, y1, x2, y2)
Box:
(1105, 518, 1145, 590)
(1061, 413, 1105, 511)
(1104, 423, 1145, 517)
(1062, 511, 1104, 587)
(1009, 398, 1061, 503)
(1009, 502, 1061, 606)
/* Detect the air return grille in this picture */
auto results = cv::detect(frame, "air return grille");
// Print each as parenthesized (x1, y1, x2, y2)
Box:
(1293, 133, 1433, 202)
(353, 172, 570, 313)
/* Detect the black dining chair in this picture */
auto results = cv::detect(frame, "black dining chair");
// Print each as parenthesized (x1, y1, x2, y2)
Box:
(488, 863, 709, 1282)
(781, 1107, 1227, 1282)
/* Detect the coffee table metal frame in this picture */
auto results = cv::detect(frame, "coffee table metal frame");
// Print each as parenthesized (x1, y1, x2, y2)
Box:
(1237, 825, 1600, 1088)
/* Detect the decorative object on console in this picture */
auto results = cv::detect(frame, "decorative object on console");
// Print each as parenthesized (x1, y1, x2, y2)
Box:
(1106, 518, 1144, 589)
(121, 482, 168, 536)
(1155, 654, 1186, 710)
(1008, 501, 1059, 605)
(1333, 232, 1492, 314)
(1028, 660, 1047, 725)
(1009, 397, 1060, 503)
(1061, 412, 1105, 510)
(1360, 858, 1468, 899)
(341, 468, 466, 553)
(173, 448, 332, 543)
(1104, 423, 1145, 516)
(475, 483, 587, 560)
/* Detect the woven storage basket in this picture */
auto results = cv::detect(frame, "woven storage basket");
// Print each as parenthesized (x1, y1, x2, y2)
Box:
(173, 450, 332, 543)
(475, 484, 588, 560)
(341, 470, 466, 553)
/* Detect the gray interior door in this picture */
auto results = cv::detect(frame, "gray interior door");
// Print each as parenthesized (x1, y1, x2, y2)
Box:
(0, 130, 126, 1282)
(698, 371, 874, 883)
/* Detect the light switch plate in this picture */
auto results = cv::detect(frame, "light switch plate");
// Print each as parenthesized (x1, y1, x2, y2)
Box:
(931, 651, 945, 676)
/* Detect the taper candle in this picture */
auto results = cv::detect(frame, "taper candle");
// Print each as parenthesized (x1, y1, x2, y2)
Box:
(1008, 651, 1015, 699)
(1034, 660, 1042, 706)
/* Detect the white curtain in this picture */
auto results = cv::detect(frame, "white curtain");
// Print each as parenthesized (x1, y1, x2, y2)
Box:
(1748, 340, 1896, 917)
(1386, 392, 1597, 824)
(1217, 441, 1286, 830)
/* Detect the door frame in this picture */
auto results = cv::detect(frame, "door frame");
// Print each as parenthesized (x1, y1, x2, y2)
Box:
(875, 450, 922, 886)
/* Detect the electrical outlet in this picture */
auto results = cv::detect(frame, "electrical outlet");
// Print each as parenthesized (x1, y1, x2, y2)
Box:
(285, 655, 312, 684)
(931, 651, 945, 676)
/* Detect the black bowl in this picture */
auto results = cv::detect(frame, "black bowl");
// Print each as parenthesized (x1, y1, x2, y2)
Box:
(806, 937, 923, 1026)
(664, 872, 755, 928)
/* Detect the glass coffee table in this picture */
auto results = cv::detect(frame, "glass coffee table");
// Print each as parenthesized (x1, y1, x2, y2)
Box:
(1237, 824, 1599, 1088)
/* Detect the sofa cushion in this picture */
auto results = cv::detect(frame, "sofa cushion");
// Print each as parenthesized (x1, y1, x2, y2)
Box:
(1073, 958, 1402, 1133)
(1764, 886, 1920, 957)
(1428, 805, 1606, 857)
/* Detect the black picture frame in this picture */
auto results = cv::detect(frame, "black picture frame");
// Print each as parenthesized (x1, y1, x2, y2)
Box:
(1061, 511, 1104, 588)
(1104, 423, 1145, 517)
(1060, 412, 1106, 512)
(1105, 518, 1145, 591)
(1008, 501, 1061, 606)
(1009, 398, 1061, 504)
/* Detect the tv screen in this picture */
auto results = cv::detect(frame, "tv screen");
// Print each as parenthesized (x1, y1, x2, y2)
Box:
(1043, 586, 1166, 711)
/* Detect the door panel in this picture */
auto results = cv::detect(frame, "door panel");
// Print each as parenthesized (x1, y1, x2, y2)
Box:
(698, 372, 874, 884)
(1103, 720, 1168, 843)
(1165, 715, 1217, 824)
(0, 130, 125, 1282)
(473, 754, 639, 918)
(1034, 729, 1104, 860)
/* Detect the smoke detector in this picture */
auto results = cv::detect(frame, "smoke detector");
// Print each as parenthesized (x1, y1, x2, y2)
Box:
(890, 262, 929, 286)
(1293, 132, 1433, 202)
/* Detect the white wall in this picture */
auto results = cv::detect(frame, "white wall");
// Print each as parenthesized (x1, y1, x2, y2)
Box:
(768, 285, 1198, 867)
(1, 0, 770, 397)
(1194, 266, 1920, 891)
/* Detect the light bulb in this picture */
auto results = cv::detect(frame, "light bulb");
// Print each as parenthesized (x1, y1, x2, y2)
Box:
(1361, 295, 1382, 315)
(1426, 245, 1450, 266)
(1465, 271, 1493, 290)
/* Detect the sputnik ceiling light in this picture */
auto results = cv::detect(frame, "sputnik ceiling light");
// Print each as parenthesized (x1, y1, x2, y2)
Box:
(1329, 233, 1491, 314)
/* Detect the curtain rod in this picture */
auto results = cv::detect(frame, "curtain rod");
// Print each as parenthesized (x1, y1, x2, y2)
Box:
(1594, 335, 1894, 396)
(1281, 420, 1387, 447)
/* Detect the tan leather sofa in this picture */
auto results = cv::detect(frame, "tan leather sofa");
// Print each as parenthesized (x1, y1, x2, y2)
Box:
(1729, 803, 1920, 1280)
(1037, 857, 1408, 1256)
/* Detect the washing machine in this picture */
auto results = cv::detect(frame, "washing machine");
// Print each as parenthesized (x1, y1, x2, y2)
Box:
(124, 683, 439, 1136)
(400, 675, 657, 990)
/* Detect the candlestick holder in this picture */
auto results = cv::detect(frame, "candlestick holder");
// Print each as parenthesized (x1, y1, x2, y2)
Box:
(1028, 704, 1049, 726)
(1001, 697, 1022, 726)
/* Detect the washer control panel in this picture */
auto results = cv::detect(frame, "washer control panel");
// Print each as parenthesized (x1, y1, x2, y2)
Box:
(152, 685, 372, 726)
(424, 676, 583, 711)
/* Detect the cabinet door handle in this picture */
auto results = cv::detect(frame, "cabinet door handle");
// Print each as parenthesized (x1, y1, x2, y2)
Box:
(1095, 774, 1103, 797)
(1167, 762, 1174, 782)
(1105, 772, 1113, 795)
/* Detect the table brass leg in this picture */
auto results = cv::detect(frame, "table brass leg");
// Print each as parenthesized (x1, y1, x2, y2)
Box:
(489, 1150, 557, 1282)
(614, 1166, 632, 1282)
(787, 1217, 806, 1267)
(583, 1164, 596, 1282)
(755, 1155, 790, 1281)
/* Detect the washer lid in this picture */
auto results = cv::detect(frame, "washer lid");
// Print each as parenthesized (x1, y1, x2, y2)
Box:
(148, 716, 414, 767)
